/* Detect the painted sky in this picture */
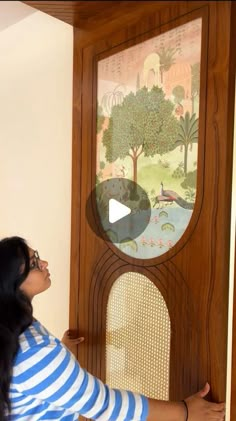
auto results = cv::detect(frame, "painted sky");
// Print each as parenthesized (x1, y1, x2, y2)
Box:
(97, 18, 202, 102)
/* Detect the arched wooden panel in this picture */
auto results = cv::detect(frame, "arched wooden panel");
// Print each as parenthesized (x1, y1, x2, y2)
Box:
(88, 257, 197, 400)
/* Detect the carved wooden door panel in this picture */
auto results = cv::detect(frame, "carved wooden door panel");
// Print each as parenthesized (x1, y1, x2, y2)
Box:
(70, 1, 235, 406)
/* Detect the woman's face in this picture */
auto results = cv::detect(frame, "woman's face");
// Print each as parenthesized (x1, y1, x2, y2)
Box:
(19, 248, 51, 300)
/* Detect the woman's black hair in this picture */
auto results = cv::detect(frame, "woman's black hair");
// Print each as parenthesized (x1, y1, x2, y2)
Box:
(0, 236, 33, 420)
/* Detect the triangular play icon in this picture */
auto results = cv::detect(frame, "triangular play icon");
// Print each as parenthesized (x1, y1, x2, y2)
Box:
(109, 198, 131, 223)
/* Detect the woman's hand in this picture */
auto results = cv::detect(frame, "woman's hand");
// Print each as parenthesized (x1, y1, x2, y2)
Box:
(147, 382, 225, 421)
(61, 330, 84, 353)
(185, 382, 225, 420)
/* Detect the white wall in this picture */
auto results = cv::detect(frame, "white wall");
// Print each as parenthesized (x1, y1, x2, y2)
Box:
(0, 3, 73, 339)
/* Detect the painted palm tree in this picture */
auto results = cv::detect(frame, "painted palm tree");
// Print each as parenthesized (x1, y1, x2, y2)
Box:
(174, 112, 199, 175)
(158, 46, 180, 83)
(101, 84, 126, 116)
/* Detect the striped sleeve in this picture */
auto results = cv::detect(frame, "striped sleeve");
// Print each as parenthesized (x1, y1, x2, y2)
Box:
(12, 338, 148, 421)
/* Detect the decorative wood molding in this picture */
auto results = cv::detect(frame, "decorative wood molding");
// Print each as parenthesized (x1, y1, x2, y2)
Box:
(22, 1, 178, 30)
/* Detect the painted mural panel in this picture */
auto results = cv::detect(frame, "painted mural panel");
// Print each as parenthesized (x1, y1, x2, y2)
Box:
(96, 19, 202, 259)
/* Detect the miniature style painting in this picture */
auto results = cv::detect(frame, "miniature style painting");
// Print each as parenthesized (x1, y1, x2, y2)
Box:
(96, 19, 202, 259)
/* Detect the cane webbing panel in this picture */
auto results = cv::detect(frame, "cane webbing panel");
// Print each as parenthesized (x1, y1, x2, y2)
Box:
(106, 272, 170, 399)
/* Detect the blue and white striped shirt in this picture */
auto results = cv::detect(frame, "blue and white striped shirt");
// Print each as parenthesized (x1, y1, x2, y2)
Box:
(8, 320, 148, 420)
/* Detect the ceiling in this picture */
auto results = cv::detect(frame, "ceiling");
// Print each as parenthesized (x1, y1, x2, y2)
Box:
(21, 1, 173, 30)
(0, 1, 36, 33)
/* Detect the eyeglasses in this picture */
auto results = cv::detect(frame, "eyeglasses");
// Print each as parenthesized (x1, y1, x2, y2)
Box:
(29, 250, 41, 271)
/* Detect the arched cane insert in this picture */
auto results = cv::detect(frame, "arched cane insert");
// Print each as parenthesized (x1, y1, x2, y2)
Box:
(106, 272, 170, 399)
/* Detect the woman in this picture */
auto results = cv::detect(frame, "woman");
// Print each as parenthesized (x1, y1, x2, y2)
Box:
(0, 236, 225, 420)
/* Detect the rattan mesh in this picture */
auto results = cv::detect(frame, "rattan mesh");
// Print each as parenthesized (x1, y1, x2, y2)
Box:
(106, 272, 170, 399)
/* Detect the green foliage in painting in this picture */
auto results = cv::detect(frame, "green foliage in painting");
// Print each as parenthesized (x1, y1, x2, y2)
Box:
(191, 62, 200, 113)
(172, 162, 185, 179)
(159, 211, 168, 218)
(191, 63, 200, 96)
(97, 104, 105, 134)
(181, 169, 197, 189)
(100, 161, 105, 170)
(174, 112, 199, 175)
(161, 222, 175, 232)
(101, 85, 125, 116)
(120, 238, 138, 252)
(102, 86, 179, 183)
(136, 73, 140, 91)
(172, 85, 185, 104)
(157, 46, 180, 83)
(184, 188, 196, 202)
(105, 229, 118, 243)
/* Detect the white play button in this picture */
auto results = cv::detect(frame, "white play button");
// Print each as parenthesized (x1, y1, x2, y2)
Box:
(109, 198, 131, 223)
(86, 178, 151, 242)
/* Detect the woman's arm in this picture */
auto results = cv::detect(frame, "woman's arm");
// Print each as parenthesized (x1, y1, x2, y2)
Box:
(147, 399, 185, 421)
(60, 332, 225, 420)
(14, 333, 225, 421)
(147, 383, 225, 421)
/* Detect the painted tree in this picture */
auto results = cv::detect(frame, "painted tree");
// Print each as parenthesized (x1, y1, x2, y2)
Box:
(158, 46, 180, 83)
(97, 104, 105, 133)
(136, 73, 140, 91)
(172, 85, 185, 104)
(181, 169, 197, 189)
(102, 86, 179, 183)
(191, 62, 200, 113)
(101, 84, 125, 116)
(174, 112, 199, 175)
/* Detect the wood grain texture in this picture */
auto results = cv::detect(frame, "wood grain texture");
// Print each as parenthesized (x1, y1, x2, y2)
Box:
(21, 1, 178, 30)
(67, 27, 83, 359)
(232, 235, 236, 419)
(71, 0, 235, 405)
(229, 3, 236, 419)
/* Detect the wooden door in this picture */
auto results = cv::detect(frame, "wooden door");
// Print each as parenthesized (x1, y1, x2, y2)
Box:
(70, 0, 236, 405)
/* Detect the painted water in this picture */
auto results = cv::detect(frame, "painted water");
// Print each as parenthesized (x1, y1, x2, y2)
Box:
(114, 206, 192, 259)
